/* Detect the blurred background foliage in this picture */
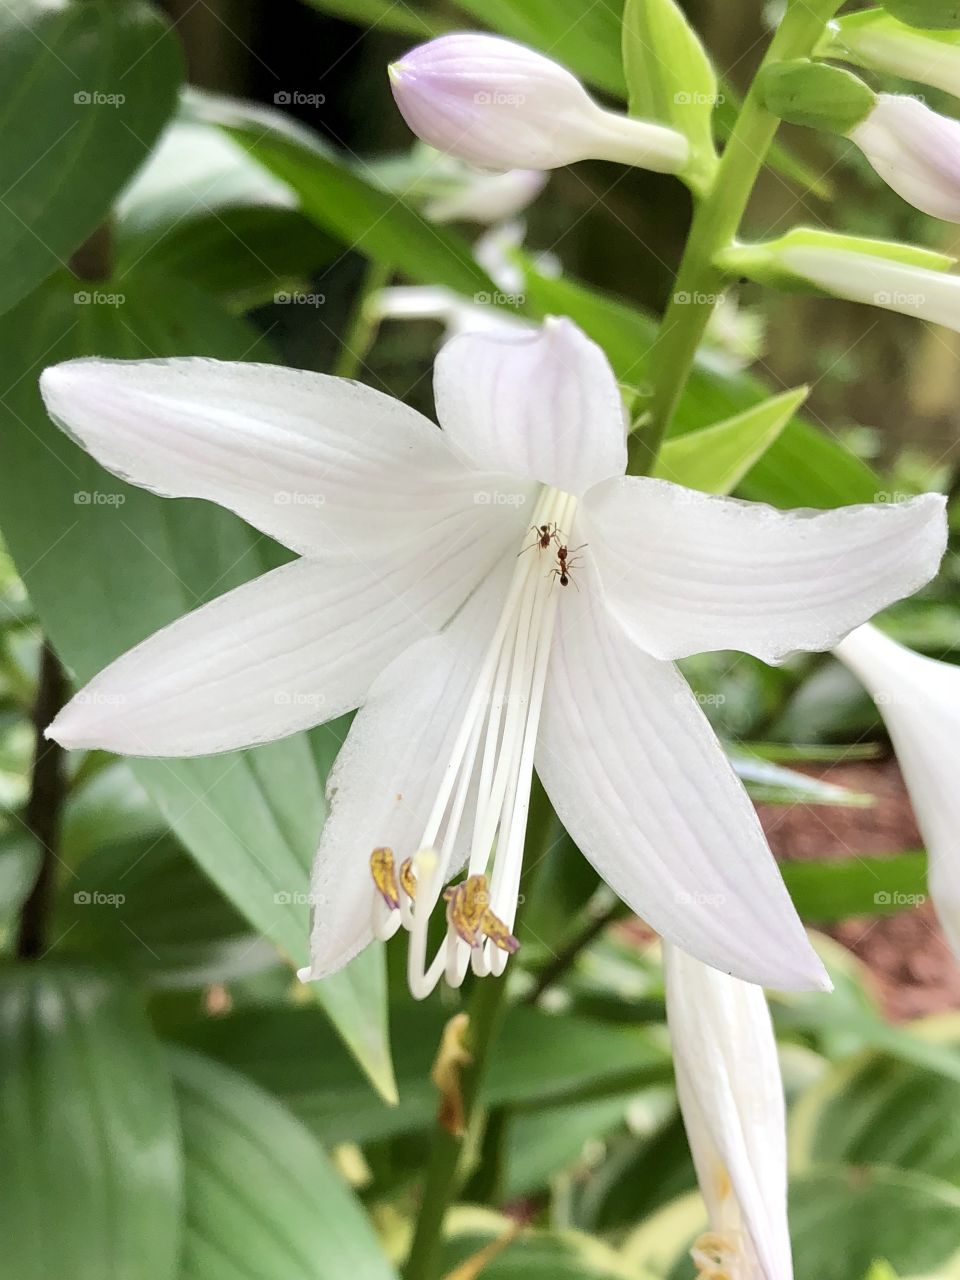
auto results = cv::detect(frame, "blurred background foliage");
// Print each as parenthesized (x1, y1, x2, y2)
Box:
(1, 1, 960, 1278)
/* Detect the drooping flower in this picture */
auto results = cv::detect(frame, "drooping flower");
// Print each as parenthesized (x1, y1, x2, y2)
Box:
(39, 320, 946, 997)
(421, 164, 547, 224)
(848, 93, 960, 222)
(824, 10, 960, 101)
(834, 623, 960, 962)
(664, 942, 793, 1280)
(389, 33, 689, 175)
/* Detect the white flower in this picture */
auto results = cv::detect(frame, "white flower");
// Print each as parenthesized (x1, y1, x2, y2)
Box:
(38, 320, 946, 998)
(849, 94, 960, 223)
(422, 166, 547, 224)
(834, 623, 960, 962)
(664, 942, 793, 1280)
(826, 12, 960, 101)
(389, 33, 689, 174)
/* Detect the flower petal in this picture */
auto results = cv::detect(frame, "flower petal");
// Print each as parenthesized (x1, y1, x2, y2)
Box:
(536, 571, 829, 991)
(433, 317, 627, 495)
(303, 569, 508, 978)
(40, 357, 516, 558)
(664, 942, 793, 1280)
(48, 512, 517, 758)
(585, 477, 947, 663)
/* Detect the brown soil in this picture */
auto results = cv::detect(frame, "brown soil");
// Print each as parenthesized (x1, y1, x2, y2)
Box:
(757, 758, 960, 1022)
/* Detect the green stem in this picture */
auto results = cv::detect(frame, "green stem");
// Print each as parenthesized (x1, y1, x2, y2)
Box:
(628, 0, 842, 474)
(402, 781, 556, 1280)
(333, 258, 391, 380)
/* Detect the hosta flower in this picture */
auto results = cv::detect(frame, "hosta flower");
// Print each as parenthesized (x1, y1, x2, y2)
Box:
(39, 320, 946, 997)
(422, 165, 547, 224)
(849, 94, 960, 223)
(664, 942, 793, 1280)
(389, 33, 689, 175)
(826, 11, 960, 101)
(835, 623, 960, 962)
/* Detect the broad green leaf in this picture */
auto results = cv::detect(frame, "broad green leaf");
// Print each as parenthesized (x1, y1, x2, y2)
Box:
(505, 1092, 641, 1198)
(621, 0, 718, 192)
(168, 1002, 671, 1145)
(573, 1111, 695, 1233)
(519, 265, 883, 508)
(54, 834, 276, 987)
(0, 0, 182, 316)
(0, 965, 182, 1280)
(440, 1208, 640, 1280)
(780, 852, 927, 922)
(60, 761, 165, 865)
(790, 1014, 960, 1186)
(186, 91, 496, 297)
(170, 1048, 398, 1280)
(652, 387, 807, 494)
(303, 0, 444, 37)
(0, 270, 393, 1097)
(627, 1169, 960, 1280)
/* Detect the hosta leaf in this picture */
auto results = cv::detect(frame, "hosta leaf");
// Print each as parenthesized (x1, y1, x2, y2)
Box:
(0, 964, 182, 1280)
(0, 0, 182, 316)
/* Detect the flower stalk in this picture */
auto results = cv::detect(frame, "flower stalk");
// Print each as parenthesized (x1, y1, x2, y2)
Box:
(630, 0, 843, 472)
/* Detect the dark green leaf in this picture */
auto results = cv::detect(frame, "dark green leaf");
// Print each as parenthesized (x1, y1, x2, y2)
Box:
(0, 0, 182, 316)
(440, 1208, 639, 1279)
(303, 0, 444, 37)
(0, 964, 182, 1280)
(781, 852, 927, 922)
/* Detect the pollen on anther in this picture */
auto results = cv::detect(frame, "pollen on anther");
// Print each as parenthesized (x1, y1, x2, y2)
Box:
(445, 873, 520, 953)
(370, 847, 400, 910)
(399, 856, 417, 901)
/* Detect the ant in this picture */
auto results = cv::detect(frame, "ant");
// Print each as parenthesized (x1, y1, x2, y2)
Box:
(519, 522, 562, 556)
(552, 542, 587, 589)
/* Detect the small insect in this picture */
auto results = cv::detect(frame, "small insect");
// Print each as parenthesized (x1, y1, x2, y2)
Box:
(551, 542, 587, 588)
(519, 522, 562, 556)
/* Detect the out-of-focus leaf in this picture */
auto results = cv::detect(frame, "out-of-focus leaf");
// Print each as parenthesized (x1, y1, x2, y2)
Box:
(505, 1092, 641, 1198)
(520, 265, 882, 509)
(303, 0, 444, 36)
(780, 852, 927, 921)
(0, 0, 182, 316)
(440, 1208, 641, 1280)
(60, 761, 165, 865)
(54, 834, 275, 987)
(0, 965, 182, 1280)
(573, 1111, 695, 1234)
(732, 751, 874, 808)
(0, 270, 393, 1098)
(170, 1048, 398, 1280)
(0, 829, 41, 934)
(653, 387, 806, 494)
(791, 1014, 960, 1187)
(169, 1002, 670, 1145)
(187, 91, 496, 297)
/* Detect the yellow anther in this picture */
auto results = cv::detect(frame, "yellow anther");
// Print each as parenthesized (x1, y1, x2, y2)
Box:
(445, 874, 520, 953)
(370, 847, 400, 910)
(399, 856, 417, 901)
(691, 1231, 738, 1279)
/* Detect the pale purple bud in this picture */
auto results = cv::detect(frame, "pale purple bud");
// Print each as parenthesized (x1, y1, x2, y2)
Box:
(849, 93, 960, 223)
(389, 34, 689, 174)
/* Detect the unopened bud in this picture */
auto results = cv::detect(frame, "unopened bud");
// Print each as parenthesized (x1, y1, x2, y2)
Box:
(850, 94, 960, 223)
(389, 34, 689, 175)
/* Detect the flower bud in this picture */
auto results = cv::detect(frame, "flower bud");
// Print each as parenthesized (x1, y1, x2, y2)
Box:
(849, 93, 960, 222)
(824, 11, 960, 98)
(423, 166, 547, 224)
(389, 33, 689, 174)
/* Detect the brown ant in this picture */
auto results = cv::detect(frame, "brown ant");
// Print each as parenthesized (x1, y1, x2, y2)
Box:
(519, 522, 562, 556)
(551, 542, 587, 589)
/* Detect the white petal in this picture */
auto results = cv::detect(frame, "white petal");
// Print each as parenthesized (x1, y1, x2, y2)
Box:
(585, 477, 947, 664)
(40, 357, 518, 558)
(433, 317, 627, 495)
(303, 569, 508, 978)
(850, 95, 960, 223)
(48, 512, 517, 758)
(536, 571, 829, 991)
(664, 942, 793, 1280)
(834, 624, 960, 961)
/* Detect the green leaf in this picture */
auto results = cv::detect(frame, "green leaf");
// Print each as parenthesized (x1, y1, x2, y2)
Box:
(170, 1047, 398, 1280)
(732, 752, 874, 808)
(0, 829, 42, 935)
(60, 761, 165, 865)
(186, 91, 496, 297)
(440, 1207, 640, 1280)
(652, 387, 807, 494)
(519, 265, 883, 508)
(0, 0, 182, 317)
(621, 0, 718, 192)
(884, 0, 960, 30)
(0, 964, 182, 1280)
(790, 1015, 960, 1188)
(822, 11, 960, 101)
(0, 269, 393, 1098)
(780, 852, 928, 921)
(302, 0, 443, 36)
(169, 1003, 670, 1145)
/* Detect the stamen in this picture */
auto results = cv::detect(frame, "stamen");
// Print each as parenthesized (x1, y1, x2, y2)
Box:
(370, 847, 400, 910)
(690, 1230, 740, 1280)
(399, 857, 417, 900)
